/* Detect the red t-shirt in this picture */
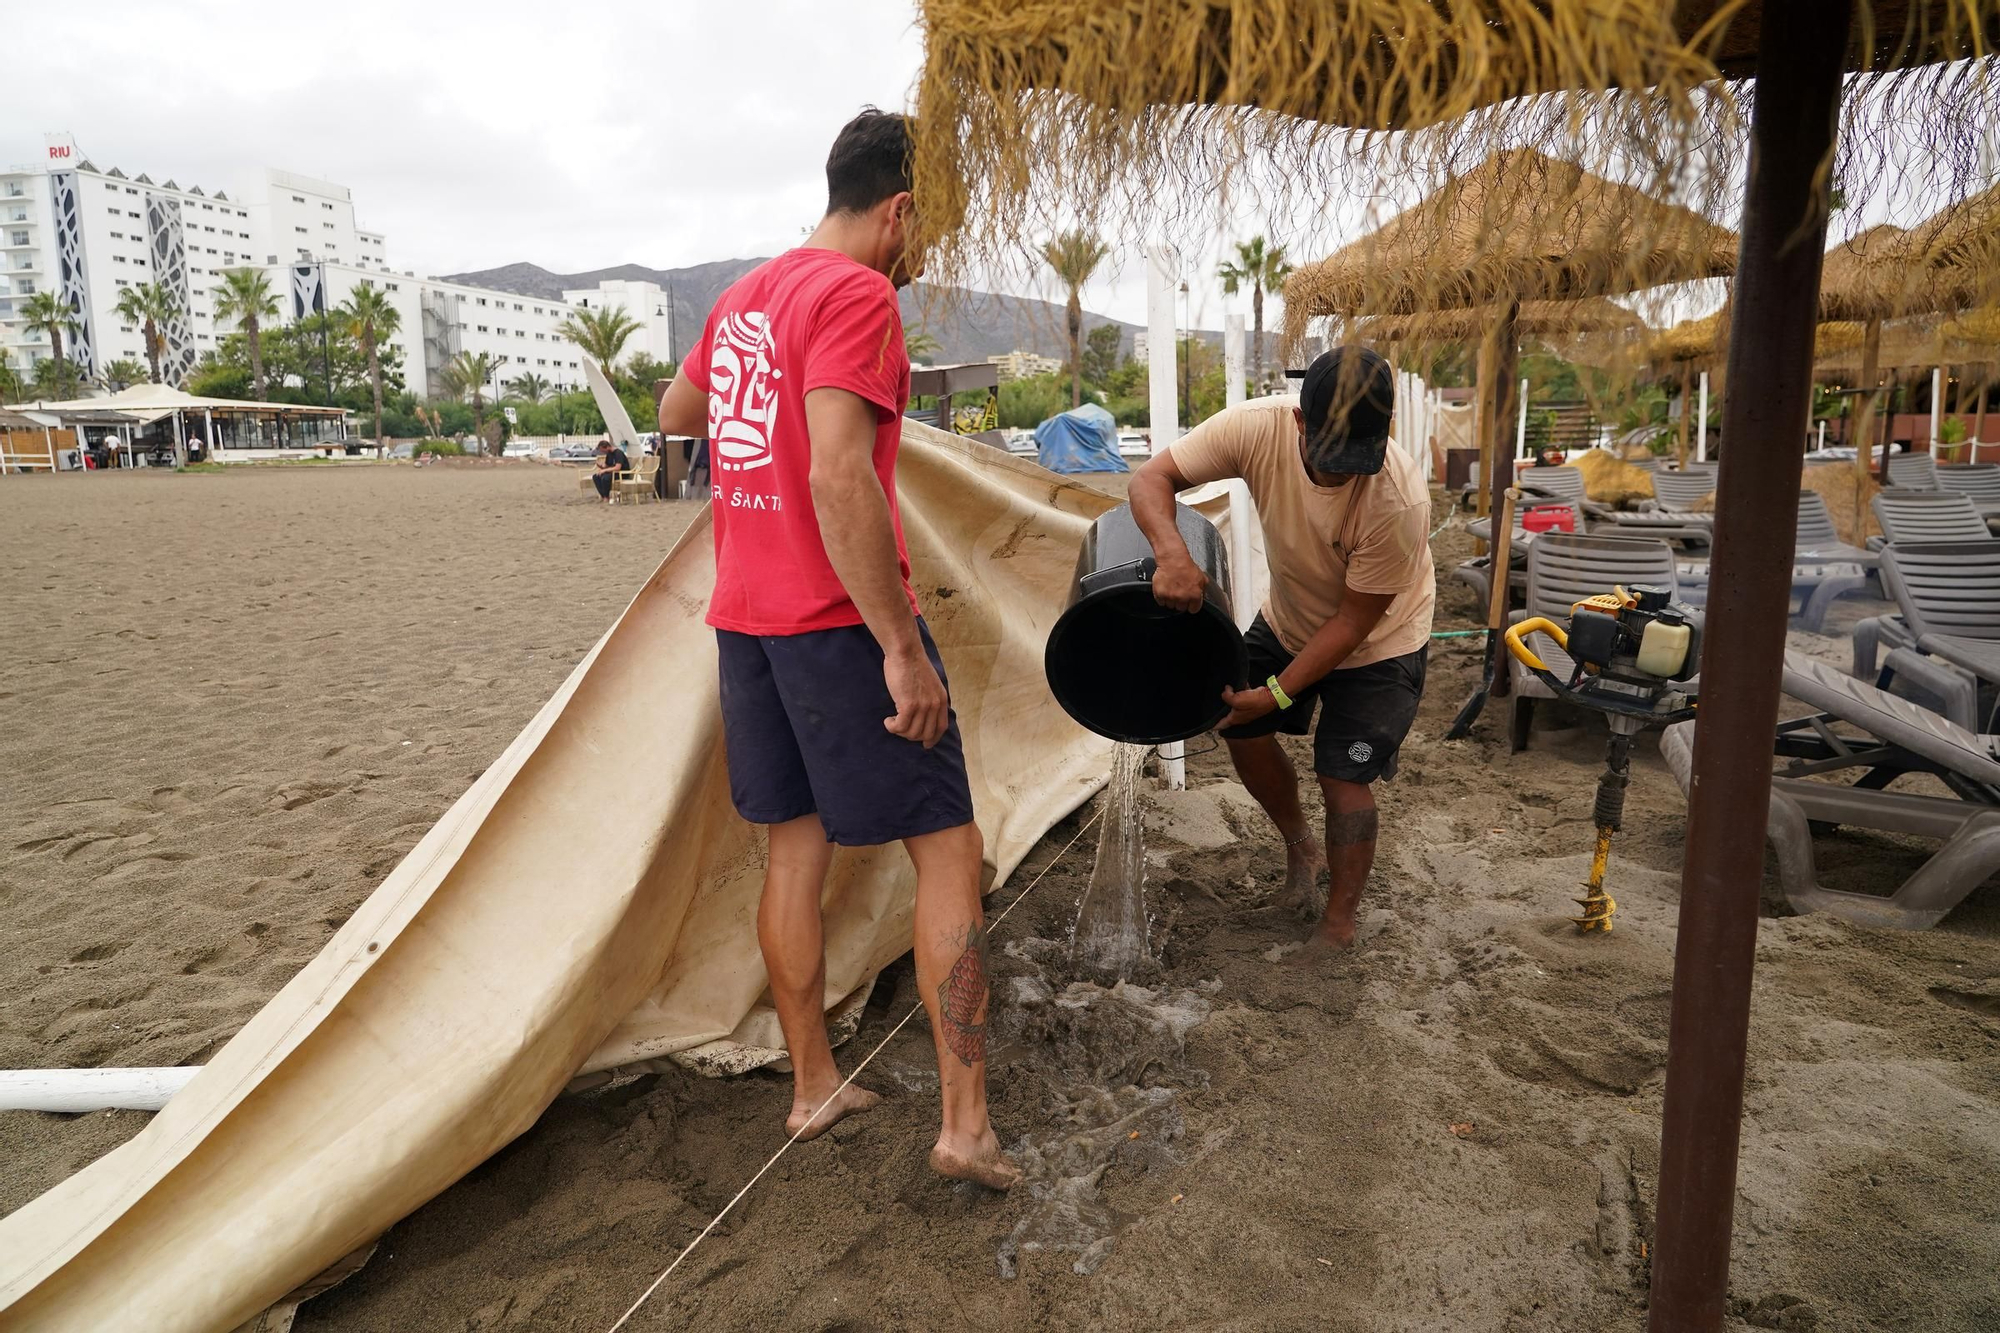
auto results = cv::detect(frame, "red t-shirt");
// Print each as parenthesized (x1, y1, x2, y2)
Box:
(682, 247, 917, 636)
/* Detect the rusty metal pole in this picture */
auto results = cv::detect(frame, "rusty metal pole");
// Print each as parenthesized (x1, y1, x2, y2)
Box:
(1649, 4, 1850, 1330)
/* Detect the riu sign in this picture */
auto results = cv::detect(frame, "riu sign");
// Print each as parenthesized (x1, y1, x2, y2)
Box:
(45, 133, 78, 163)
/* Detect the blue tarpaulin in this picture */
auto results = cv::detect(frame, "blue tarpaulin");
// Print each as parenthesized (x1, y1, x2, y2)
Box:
(1033, 403, 1127, 474)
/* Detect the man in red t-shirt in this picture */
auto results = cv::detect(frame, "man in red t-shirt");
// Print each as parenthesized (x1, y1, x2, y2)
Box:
(658, 110, 1017, 1190)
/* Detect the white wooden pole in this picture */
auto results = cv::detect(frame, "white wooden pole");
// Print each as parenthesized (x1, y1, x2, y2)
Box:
(0, 1066, 198, 1113)
(1515, 376, 1530, 458)
(1696, 371, 1710, 462)
(1931, 366, 1944, 453)
(1147, 246, 1180, 456)
(1220, 325, 1258, 633)
(1817, 420, 1826, 451)
(1224, 314, 1246, 408)
(1146, 244, 1186, 790)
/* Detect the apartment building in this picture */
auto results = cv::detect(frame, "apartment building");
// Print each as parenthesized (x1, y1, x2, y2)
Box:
(3, 135, 600, 402)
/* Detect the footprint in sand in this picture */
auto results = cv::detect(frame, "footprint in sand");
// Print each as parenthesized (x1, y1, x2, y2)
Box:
(1928, 984, 2000, 1019)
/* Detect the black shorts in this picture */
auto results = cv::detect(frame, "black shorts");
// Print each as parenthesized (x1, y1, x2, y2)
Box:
(716, 618, 976, 846)
(1221, 614, 1427, 783)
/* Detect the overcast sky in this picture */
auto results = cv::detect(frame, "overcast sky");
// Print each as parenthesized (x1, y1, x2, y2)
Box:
(15, 4, 1991, 335)
(12, 0, 1214, 326)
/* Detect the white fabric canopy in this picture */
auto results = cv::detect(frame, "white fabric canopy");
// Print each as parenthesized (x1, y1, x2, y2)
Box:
(4, 384, 345, 420)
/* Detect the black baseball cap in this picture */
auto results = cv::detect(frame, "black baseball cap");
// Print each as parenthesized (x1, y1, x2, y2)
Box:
(1300, 346, 1395, 475)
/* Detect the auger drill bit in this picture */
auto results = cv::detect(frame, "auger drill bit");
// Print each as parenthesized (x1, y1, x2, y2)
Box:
(1574, 732, 1633, 932)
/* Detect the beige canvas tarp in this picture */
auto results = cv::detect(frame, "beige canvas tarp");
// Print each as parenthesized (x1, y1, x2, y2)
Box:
(0, 425, 1260, 1332)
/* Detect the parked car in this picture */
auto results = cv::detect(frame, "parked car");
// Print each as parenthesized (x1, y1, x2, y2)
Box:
(389, 442, 417, 460)
(502, 440, 536, 459)
(548, 443, 596, 464)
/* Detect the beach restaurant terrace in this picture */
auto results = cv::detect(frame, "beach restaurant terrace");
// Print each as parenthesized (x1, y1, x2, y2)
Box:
(4, 385, 351, 463)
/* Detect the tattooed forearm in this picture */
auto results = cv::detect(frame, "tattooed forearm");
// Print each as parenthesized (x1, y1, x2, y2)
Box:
(937, 920, 990, 1067)
(1326, 808, 1379, 847)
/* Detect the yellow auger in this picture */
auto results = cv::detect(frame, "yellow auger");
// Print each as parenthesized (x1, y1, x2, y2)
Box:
(1503, 585, 1701, 935)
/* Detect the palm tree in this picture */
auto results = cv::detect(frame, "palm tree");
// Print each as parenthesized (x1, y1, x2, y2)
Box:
(1041, 231, 1110, 408)
(101, 358, 148, 391)
(507, 371, 551, 404)
(905, 328, 941, 363)
(439, 350, 498, 447)
(0, 358, 22, 403)
(1217, 236, 1293, 390)
(339, 284, 402, 450)
(556, 305, 641, 378)
(114, 282, 182, 385)
(19, 291, 80, 384)
(213, 267, 280, 399)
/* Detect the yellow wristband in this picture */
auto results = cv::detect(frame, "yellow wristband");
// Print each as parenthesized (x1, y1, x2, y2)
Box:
(1266, 675, 1294, 710)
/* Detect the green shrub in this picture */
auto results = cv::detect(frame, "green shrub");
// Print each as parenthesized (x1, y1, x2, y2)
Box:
(416, 438, 466, 457)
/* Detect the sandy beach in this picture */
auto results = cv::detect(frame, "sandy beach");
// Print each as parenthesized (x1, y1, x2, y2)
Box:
(3, 464, 1997, 1331)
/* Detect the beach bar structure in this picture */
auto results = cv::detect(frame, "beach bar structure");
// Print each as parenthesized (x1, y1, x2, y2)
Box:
(909, 3, 1999, 1328)
(5, 384, 350, 464)
(0, 405, 145, 473)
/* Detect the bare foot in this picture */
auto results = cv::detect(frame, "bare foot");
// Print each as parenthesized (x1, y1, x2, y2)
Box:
(1282, 926, 1355, 967)
(929, 1132, 1023, 1190)
(1269, 836, 1328, 923)
(786, 1084, 881, 1141)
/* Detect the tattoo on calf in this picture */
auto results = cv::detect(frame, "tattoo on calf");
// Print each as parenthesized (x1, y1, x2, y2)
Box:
(938, 920, 991, 1067)
(1327, 808, 1379, 847)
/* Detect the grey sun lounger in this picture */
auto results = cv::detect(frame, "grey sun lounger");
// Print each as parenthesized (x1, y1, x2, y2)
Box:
(1466, 465, 1594, 544)
(1661, 651, 2000, 929)
(1678, 490, 1877, 634)
(1594, 468, 1716, 545)
(1874, 540, 2000, 733)
(1851, 493, 1992, 676)
(1937, 463, 2000, 520)
(1886, 451, 1941, 491)
(1863, 488, 1989, 552)
(1506, 532, 1681, 751)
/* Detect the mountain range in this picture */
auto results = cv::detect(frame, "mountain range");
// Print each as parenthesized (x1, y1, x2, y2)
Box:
(442, 259, 1152, 367)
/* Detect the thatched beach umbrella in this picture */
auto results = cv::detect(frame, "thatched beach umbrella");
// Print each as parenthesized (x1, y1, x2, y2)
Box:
(1282, 147, 1738, 514)
(1355, 295, 1646, 469)
(1355, 295, 1644, 348)
(1942, 305, 2000, 442)
(1816, 222, 1982, 473)
(910, 7, 2000, 1329)
(1639, 311, 1735, 464)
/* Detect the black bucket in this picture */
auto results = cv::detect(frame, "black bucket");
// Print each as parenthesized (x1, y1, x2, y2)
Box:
(1044, 503, 1248, 744)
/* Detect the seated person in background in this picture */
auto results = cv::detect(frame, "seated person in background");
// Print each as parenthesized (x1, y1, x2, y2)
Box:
(591, 438, 630, 503)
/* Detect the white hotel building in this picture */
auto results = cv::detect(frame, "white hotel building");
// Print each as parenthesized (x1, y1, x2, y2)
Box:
(2, 135, 669, 405)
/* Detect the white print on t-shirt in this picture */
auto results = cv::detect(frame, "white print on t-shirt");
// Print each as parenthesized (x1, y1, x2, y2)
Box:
(713, 484, 782, 511)
(707, 311, 782, 473)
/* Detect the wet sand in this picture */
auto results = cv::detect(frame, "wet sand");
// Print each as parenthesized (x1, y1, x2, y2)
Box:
(3, 465, 1997, 1331)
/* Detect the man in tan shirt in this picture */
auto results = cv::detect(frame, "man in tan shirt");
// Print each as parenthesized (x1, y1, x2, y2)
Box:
(1129, 347, 1435, 950)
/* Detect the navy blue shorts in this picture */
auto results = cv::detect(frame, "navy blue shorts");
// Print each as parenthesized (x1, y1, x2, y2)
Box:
(1221, 614, 1427, 784)
(716, 619, 976, 847)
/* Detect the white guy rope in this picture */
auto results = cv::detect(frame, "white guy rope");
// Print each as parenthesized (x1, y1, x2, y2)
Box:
(605, 809, 1104, 1331)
